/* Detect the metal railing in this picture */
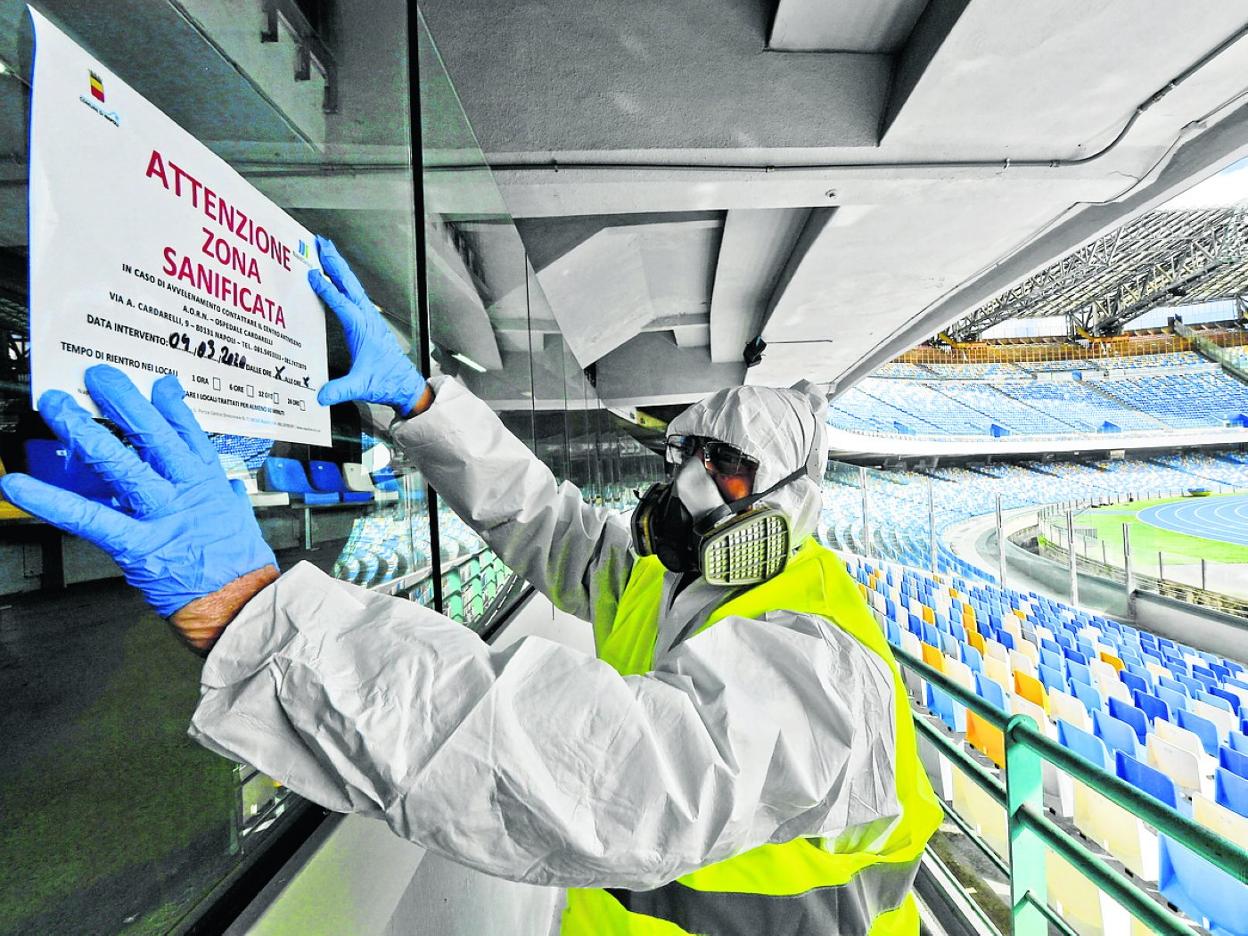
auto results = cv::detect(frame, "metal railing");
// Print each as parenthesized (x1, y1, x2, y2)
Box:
(893, 644, 1248, 936)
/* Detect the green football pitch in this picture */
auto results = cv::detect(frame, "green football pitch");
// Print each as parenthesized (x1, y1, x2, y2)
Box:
(1076, 494, 1248, 566)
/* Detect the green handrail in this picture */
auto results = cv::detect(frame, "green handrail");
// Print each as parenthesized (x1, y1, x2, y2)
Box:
(892, 643, 1248, 935)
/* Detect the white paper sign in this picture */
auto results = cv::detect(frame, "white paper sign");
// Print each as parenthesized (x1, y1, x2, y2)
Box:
(27, 8, 330, 446)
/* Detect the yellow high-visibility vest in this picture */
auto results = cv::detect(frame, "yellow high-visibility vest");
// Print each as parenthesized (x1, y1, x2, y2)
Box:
(563, 540, 943, 935)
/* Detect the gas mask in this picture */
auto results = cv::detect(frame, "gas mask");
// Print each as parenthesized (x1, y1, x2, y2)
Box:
(630, 435, 808, 587)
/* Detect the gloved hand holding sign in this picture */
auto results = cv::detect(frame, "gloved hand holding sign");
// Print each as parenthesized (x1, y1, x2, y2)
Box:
(0, 366, 278, 653)
(308, 235, 430, 416)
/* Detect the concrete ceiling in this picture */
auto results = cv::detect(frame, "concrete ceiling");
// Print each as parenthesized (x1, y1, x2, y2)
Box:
(7, 0, 1248, 417)
(417, 0, 1248, 406)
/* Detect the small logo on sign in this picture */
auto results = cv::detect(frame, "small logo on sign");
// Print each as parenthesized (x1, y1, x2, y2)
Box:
(79, 68, 120, 126)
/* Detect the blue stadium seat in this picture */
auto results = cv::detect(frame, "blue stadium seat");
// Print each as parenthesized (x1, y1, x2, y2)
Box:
(23, 439, 115, 503)
(1231, 731, 1248, 756)
(885, 617, 901, 647)
(1218, 767, 1248, 819)
(1039, 647, 1064, 672)
(1058, 719, 1108, 769)
(927, 684, 962, 733)
(308, 460, 374, 503)
(1115, 750, 1177, 808)
(1067, 660, 1093, 687)
(1158, 836, 1248, 936)
(1158, 675, 1189, 698)
(1038, 664, 1067, 694)
(1108, 697, 1149, 745)
(1208, 686, 1243, 715)
(1093, 710, 1142, 760)
(1198, 690, 1236, 715)
(1221, 745, 1248, 782)
(961, 644, 983, 674)
(1119, 670, 1148, 696)
(1177, 709, 1220, 757)
(1192, 664, 1218, 683)
(1158, 685, 1189, 716)
(975, 673, 1006, 713)
(1071, 680, 1102, 715)
(259, 457, 340, 505)
(372, 466, 401, 492)
(1132, 689, 1170, 725)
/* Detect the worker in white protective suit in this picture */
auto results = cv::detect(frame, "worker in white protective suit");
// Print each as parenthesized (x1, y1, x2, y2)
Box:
(0, 237, 941, 936)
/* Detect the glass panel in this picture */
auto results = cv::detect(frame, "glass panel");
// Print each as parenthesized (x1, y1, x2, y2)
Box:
(417, 12, 667, 629)
(0, 4, 427, 932)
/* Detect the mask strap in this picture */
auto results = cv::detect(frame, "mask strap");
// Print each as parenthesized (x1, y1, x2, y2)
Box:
(693, 463, 808, 535)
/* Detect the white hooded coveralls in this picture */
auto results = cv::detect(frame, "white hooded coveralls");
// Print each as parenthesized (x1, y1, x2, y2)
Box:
(189, 377, 900, 891)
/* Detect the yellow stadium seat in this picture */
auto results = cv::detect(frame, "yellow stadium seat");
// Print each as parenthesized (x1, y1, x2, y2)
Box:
(967, 630, 986, 656)
(966, 711, 1005, 768)
(921, 605, 935, 625)
(1099, 651, 1124, 673)
(0, 456, 30, 521)
(921, 642, 944, 672)
(1015, 671, 1050, 715)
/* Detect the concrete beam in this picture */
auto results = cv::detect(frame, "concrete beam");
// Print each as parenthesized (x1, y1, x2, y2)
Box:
(769, 0, 928, 53)
(419, 0, 889, 155)
(879, 0, 971, 140)
(596, 332, 745, 408)
(709, 207, 812, 363)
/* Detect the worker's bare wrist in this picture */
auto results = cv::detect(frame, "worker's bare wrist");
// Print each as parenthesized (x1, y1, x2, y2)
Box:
(170, 565, 281, 657)
(404, 383, 434, 418)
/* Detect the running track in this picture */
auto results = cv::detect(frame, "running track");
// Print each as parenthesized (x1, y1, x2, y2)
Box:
(1137, 494, 1248, 547)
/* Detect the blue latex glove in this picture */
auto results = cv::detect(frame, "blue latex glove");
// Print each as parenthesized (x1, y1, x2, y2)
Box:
(308, 235, 427, 415)
(0, 365, 277, 618)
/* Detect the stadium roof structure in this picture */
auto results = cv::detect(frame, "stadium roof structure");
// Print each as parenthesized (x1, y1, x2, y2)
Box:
(945, 206, 1248, 341)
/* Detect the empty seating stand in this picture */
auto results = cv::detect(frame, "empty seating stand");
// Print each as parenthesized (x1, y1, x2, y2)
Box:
(344, 463, 399, 503)
(309, 460, 373, 503)
(843, 550, 1248, 934)
(259, 457, 340, 505)
(218, 453, 289, 507)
